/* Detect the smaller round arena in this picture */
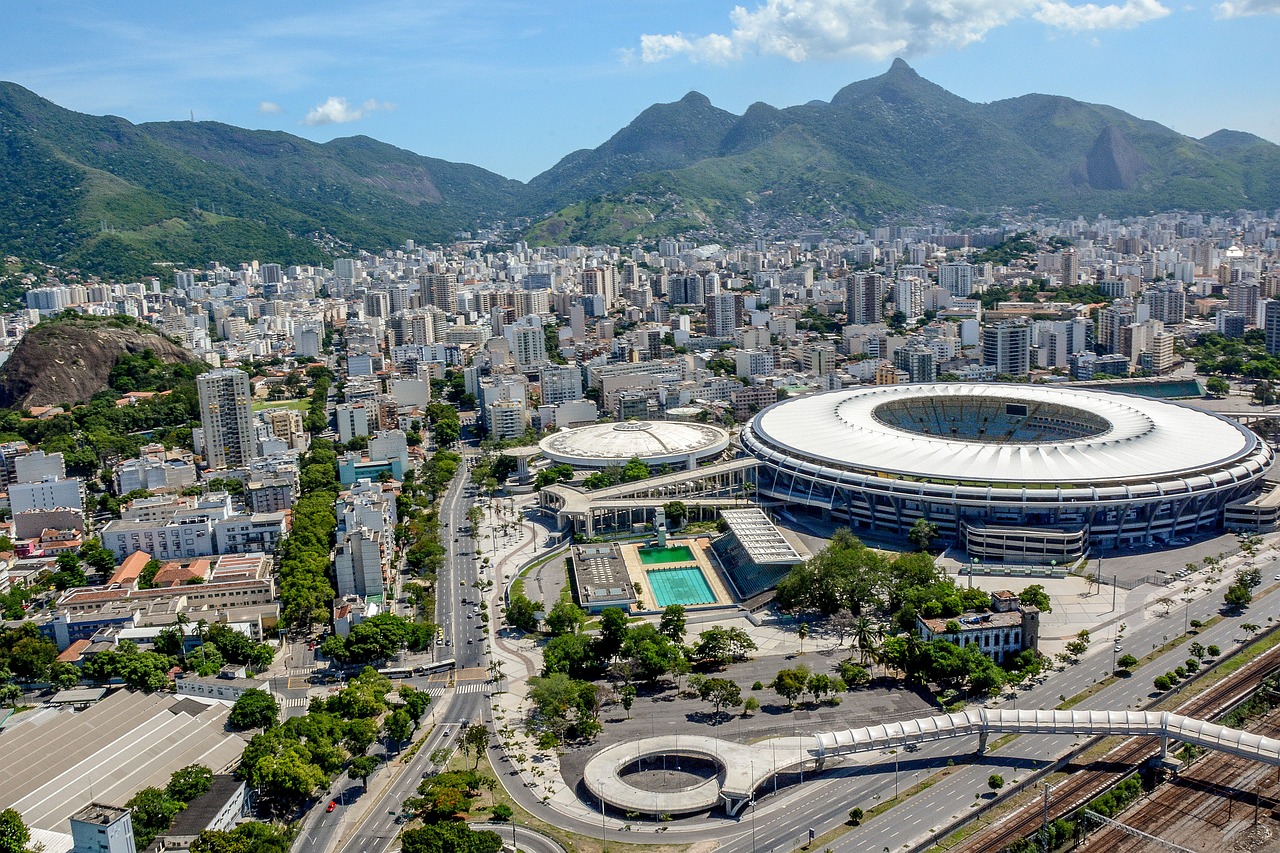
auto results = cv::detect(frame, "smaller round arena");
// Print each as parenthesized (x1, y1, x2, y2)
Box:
(539, 420, 730, 470)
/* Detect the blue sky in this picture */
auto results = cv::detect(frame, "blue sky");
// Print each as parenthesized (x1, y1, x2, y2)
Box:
(2, 0, 1278, 182)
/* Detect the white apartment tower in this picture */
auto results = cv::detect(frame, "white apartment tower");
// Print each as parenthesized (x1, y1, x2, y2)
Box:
(197, 369, 257, 470)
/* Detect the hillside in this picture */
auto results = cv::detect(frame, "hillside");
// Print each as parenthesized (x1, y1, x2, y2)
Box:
(521, 59, 1280, 241)
(2, 63, 1279, 268)
(0, 81, 520, 279)
(0, 315, 202, 408)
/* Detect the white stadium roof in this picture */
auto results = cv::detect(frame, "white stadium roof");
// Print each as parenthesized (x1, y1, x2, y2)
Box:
(748, 383, 1259, 485)
(539, 420, 730, 468)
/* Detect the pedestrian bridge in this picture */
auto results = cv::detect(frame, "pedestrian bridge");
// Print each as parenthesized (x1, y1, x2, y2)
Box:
(582, 708, 1280, 816)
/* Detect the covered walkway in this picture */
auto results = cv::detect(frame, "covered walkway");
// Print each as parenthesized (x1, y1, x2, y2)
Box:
(582, 708, 1280, 816)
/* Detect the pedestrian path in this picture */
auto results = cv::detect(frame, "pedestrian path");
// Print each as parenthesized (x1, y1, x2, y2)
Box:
(281, 696, 310, 709)
(287, 666, 316, 676)
(454, 681, 489, 695)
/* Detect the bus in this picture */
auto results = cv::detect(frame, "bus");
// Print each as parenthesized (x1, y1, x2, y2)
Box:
(376, 666, 415, 679)
(414, 658, 456, 676)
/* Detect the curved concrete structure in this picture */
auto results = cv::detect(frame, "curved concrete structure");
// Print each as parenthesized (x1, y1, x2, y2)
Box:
(540, 420, 730, 470)
(582, 708, 1280, 815)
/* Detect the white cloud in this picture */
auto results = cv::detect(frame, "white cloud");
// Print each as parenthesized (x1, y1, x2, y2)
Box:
(301, 96, 392, 126)
(258, 101, 284, 115)
(1034, 0, 1170, 31)
(1214, 0, 1280, 16)
(638, 0, 1172, 63)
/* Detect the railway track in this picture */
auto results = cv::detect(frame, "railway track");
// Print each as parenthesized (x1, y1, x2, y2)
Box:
(944, 642, 1280, 853)
(1081, 708, 1280, 851)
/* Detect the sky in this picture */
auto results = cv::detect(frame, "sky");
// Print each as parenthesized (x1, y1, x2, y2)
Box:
(1, 0, 1278, 182)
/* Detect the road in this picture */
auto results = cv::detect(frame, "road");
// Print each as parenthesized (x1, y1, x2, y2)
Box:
(301, 438, 493, 853)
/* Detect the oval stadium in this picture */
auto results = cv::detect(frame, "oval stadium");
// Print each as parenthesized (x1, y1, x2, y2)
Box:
(539, 420, 731, 470)
(742, 383, 1275, 561)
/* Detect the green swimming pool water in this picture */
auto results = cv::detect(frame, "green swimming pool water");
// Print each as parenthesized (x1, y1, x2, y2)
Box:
(647, 567, 715, 607)
(637, 545, 696, 564)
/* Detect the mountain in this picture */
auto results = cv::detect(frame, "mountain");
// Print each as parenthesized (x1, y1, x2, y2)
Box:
(0, 314, 201, 408)
(522, 59, 1280, 241)
(0, 81, 521, 278)
(2, 64, 1279, 270)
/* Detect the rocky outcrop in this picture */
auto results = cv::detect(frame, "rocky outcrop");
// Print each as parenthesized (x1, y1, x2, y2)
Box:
(0, 316, 198, 408)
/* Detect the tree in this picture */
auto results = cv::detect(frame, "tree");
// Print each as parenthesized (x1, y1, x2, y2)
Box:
(847, 807, 864, 826)
(698, 678, 742, 713)
(348, 755, 380, 790)
(49, 661, 81, 690)
(658, 604, 686, 643)
(662, 501, 687, 528)
(401, 824, 502, 853)
(545, 600, 586, 636)
(383, 709, 414, 750)
(462, 724, 489, 769)
(988, 774, 1004, 791)
(1206, 376, 1231, 397)
(595, 607, 629, 663)
(1153, 675, 1173, 691)
(1017, 585, 1052, 613)
(796, 623, 809, 654)
(127, 787, 182, 848)
(344, 718, 379, 755)
(229, 689, 279, 730)
(0, 808, 30, 853)
(0, 684, 19, 709)
(167, 764, 213, 804)
(620, 684, 636, 718)
(1117, 654, 1139, 671)
(908, 518, 939, 551)
(772, 666, 810, 706)
(491, 803, 513, 822)
(1225, 583, 1253, 610)
(505, 593, 539, 634)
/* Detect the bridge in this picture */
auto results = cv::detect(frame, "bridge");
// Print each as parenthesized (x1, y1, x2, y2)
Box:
(582, 708, 1280, 816)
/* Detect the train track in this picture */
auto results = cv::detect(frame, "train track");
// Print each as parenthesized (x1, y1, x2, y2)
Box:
(945, 642, 1280, 853)
(1081, 708, 1280, 851)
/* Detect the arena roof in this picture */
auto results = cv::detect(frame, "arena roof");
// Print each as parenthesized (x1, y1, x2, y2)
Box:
(539, 420, 730, 468)
(747, 384, 1261, 485)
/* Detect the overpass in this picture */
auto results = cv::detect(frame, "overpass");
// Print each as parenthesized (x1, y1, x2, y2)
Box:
(582, 708, 1280, 816)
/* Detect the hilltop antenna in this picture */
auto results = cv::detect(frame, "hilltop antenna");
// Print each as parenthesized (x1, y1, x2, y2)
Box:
(190, 109, 195, 122)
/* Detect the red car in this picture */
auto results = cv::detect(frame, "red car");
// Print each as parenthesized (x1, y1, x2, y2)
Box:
(326, 801, 337, 813)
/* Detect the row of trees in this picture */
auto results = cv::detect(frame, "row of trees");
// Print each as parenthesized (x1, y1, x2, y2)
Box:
(236, 668, 430, 811)
(278, 444, 340, 632)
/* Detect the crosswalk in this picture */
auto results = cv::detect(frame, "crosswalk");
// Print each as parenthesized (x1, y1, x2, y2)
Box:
(286, 666, 315, 676)
(282, 696, 310, 709)
(453, 681, 489, 695)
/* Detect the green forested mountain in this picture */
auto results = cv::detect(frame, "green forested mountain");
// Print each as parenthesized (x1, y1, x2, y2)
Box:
(521, 59, 1280, 242)
(0, 82, 521, 278)
(2, 61, 1279, 273)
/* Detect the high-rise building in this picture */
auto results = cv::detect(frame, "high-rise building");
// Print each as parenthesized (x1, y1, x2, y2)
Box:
(1266, 300, 1280, 356)
(982, 321, 1031, 376)
(705, 292, 740, 338)
(1060, 249, 1080, 287)
(845, 273, 883, 325)
(582, 266, 617, 306)
(197, 369, 256, 470)
(505, 319, 549, 370)
(937, 262, 975, 297)
(1143, 285, 1187, 325)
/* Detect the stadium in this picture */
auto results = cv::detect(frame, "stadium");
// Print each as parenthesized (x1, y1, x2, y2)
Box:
(539, 420, 730, 470)
(742, 383, 1275, 561)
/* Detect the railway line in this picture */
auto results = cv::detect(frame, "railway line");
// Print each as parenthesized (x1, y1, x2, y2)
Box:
(1081, 708, 1280, 850)
(945, 641, 1280, 853)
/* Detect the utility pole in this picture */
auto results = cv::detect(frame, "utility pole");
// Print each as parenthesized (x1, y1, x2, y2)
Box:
(1041, 783, 1052, 853)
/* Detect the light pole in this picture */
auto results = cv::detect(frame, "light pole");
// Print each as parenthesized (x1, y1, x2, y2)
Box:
(970, 557, 977, 589)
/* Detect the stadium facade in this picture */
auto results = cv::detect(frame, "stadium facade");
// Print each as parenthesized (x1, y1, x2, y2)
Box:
(742, 384, 1274, 561)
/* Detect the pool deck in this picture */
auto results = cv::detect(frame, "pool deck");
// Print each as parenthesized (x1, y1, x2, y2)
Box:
(620, 536, 737, 612)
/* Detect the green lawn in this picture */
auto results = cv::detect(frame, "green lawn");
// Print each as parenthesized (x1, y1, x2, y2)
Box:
(252, 399, 309, 412)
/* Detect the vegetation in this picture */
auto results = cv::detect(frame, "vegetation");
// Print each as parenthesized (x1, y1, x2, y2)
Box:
(228, 689, 279, 731)
(127, 764, 213, 848)
(277, 443, 340, 632)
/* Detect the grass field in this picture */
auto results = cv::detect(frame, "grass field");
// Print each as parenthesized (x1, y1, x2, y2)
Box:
(252, 399, 309, 412)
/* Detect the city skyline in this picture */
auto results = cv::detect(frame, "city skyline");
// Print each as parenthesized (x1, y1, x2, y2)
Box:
(1, 0, 1277, 182)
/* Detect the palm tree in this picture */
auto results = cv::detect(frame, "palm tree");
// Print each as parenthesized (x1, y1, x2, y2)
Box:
(797, 623, 809, 655)
(852, 617, 883, 667)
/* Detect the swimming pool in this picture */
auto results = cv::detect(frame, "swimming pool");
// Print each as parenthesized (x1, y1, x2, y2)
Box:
(647, 567, 716, 607)
(638, 545, 696, 565)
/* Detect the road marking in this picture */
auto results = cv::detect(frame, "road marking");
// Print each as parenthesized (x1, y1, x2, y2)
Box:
(282, 696, 310, 708)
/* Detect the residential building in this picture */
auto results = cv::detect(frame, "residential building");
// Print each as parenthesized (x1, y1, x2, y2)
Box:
(197, 369, 256, 470)
(981, 320, 1031, 376)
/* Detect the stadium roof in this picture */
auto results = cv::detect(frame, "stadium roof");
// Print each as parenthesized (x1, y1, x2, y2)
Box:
(539, 420, 730, 468)
(748, 384, 1261, 485)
